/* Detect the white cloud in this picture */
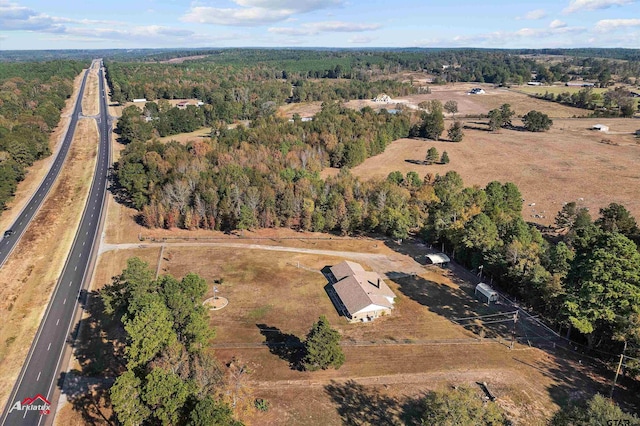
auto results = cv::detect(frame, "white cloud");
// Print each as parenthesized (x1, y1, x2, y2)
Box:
(181, 6, 292, 26)
(181, 0, 343, 26)
(595, 18, 640, 31)
(563, 0, 635, 13)
(550, 19, 567, 28)
(235, 0, 343, 13)
(518, 9, 547, 20)
(0, 1, 62, 31)
(268, 21, 380, 36)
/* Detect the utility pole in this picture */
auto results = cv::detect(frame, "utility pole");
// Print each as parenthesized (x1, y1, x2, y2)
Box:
(610, 340, 627, 399)
(510, 310, 518, 350)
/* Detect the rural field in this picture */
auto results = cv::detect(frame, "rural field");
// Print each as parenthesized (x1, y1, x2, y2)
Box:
(278, 82, 591, 119)
(64, 230, 636, 425)
(323, 117, 640, 227)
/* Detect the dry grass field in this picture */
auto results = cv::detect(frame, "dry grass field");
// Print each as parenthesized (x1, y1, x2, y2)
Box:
(323, 117, 640, 227)
(81, 63, 100, 117)
(64, 239, 633, 425)
(277, 83, 590, 120)
(0, 117, 98, 411)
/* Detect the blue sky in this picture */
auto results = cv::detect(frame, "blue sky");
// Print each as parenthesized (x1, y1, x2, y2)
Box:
(1, 0, 639, 50)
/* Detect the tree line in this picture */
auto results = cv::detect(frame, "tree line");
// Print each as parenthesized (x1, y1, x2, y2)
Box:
(0, 60, 88, 212)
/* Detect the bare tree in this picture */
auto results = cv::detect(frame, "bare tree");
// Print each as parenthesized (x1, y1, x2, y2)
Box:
(163, 180, 191, 215)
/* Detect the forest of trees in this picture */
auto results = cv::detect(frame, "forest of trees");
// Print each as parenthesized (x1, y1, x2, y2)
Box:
(116, 104, 414, 237)
(0, 60, 87, 212)
(102, 258, 242, 426)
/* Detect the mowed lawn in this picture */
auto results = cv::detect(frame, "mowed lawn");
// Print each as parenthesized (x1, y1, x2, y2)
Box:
(323, 117, 640, 227)
(159, 247, 475, 344)
(155, 246, 602, 425)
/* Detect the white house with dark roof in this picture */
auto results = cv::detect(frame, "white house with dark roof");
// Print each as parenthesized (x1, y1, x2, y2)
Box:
(329, 261, 396, 322)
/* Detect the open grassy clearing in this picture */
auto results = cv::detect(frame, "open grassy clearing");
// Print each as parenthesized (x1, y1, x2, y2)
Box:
(157, 126, 213, 144)
(277, 83, 590, 120)
(0, 117, 98, 411)
(323, 118, 640, 227)
(0, 70, 85, 233)
(515, 85, 609, 96)
(513, 85, 639, 110)
(69, 238, 636, 425)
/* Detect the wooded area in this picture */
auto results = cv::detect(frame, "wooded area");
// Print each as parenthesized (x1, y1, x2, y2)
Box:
(0, 60, 87, 212)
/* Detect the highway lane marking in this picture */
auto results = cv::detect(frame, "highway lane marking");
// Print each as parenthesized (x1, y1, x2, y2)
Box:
(75, 266, 77, 271)
(47, 343, 51, 351)
(69, 281, 73, 287)
(36, 372, 41, 381)
(56, 319, 60, 326)
(63, 298, 66, 305)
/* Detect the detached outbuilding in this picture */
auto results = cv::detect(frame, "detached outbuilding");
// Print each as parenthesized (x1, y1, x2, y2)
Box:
(475, 283, 499, 304)
(425, 253, 450, 266)
(592, 124, 609, 132)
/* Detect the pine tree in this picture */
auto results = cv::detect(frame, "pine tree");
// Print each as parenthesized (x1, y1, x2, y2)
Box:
(440, 151, 450, 164)
(425, 147, 439, 165)
(303, 315, 345, 371)
(447, 121, 464, 142)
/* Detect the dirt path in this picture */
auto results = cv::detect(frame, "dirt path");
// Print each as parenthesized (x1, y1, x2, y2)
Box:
(250, 368, 526, 389)
(99, 241, 427, 277)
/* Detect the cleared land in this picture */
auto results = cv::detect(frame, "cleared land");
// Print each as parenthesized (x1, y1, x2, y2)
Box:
(0, 117, 99, 410)
(63, 239, 634, 425)
(323, 117, 640, 227)
(278, 83, 590, 120)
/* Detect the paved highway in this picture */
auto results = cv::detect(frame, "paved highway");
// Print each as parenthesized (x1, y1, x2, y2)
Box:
(0, 65, 91, 268)
(1, 59, 112, 426)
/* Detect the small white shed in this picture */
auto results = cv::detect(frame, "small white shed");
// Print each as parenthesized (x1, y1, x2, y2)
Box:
(592, 124, 609, 132)
(425, 253, 450, 266)
(475, 283, 499, 304)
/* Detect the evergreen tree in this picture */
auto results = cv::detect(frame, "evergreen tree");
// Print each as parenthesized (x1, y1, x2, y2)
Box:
(425, 147, 439, 164)
(440, 151, 450, 164)
(420, 100, 445, 140)
(522, 110, 553, 132)
(303, 315, 345, 371)
(447, 121, 464, 142)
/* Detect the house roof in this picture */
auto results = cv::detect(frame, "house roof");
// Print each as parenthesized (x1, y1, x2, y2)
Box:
(331, 261, 395, 316)
(330, 260, 364, 281)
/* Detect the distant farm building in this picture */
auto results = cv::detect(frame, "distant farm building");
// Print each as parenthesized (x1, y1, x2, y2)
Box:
(176, 101, 189, 110)
(132, 98, 147, 103)
(468, 88, 485, 95)
(592, 124, 609, 132)
(566, 82, 595, 87)
(475, 283, 499, 304)
(425, 253, 450, 266)
(527, 81, 543, 86)
(328, 261, 396, 322)
(373, 94, 392, 103)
